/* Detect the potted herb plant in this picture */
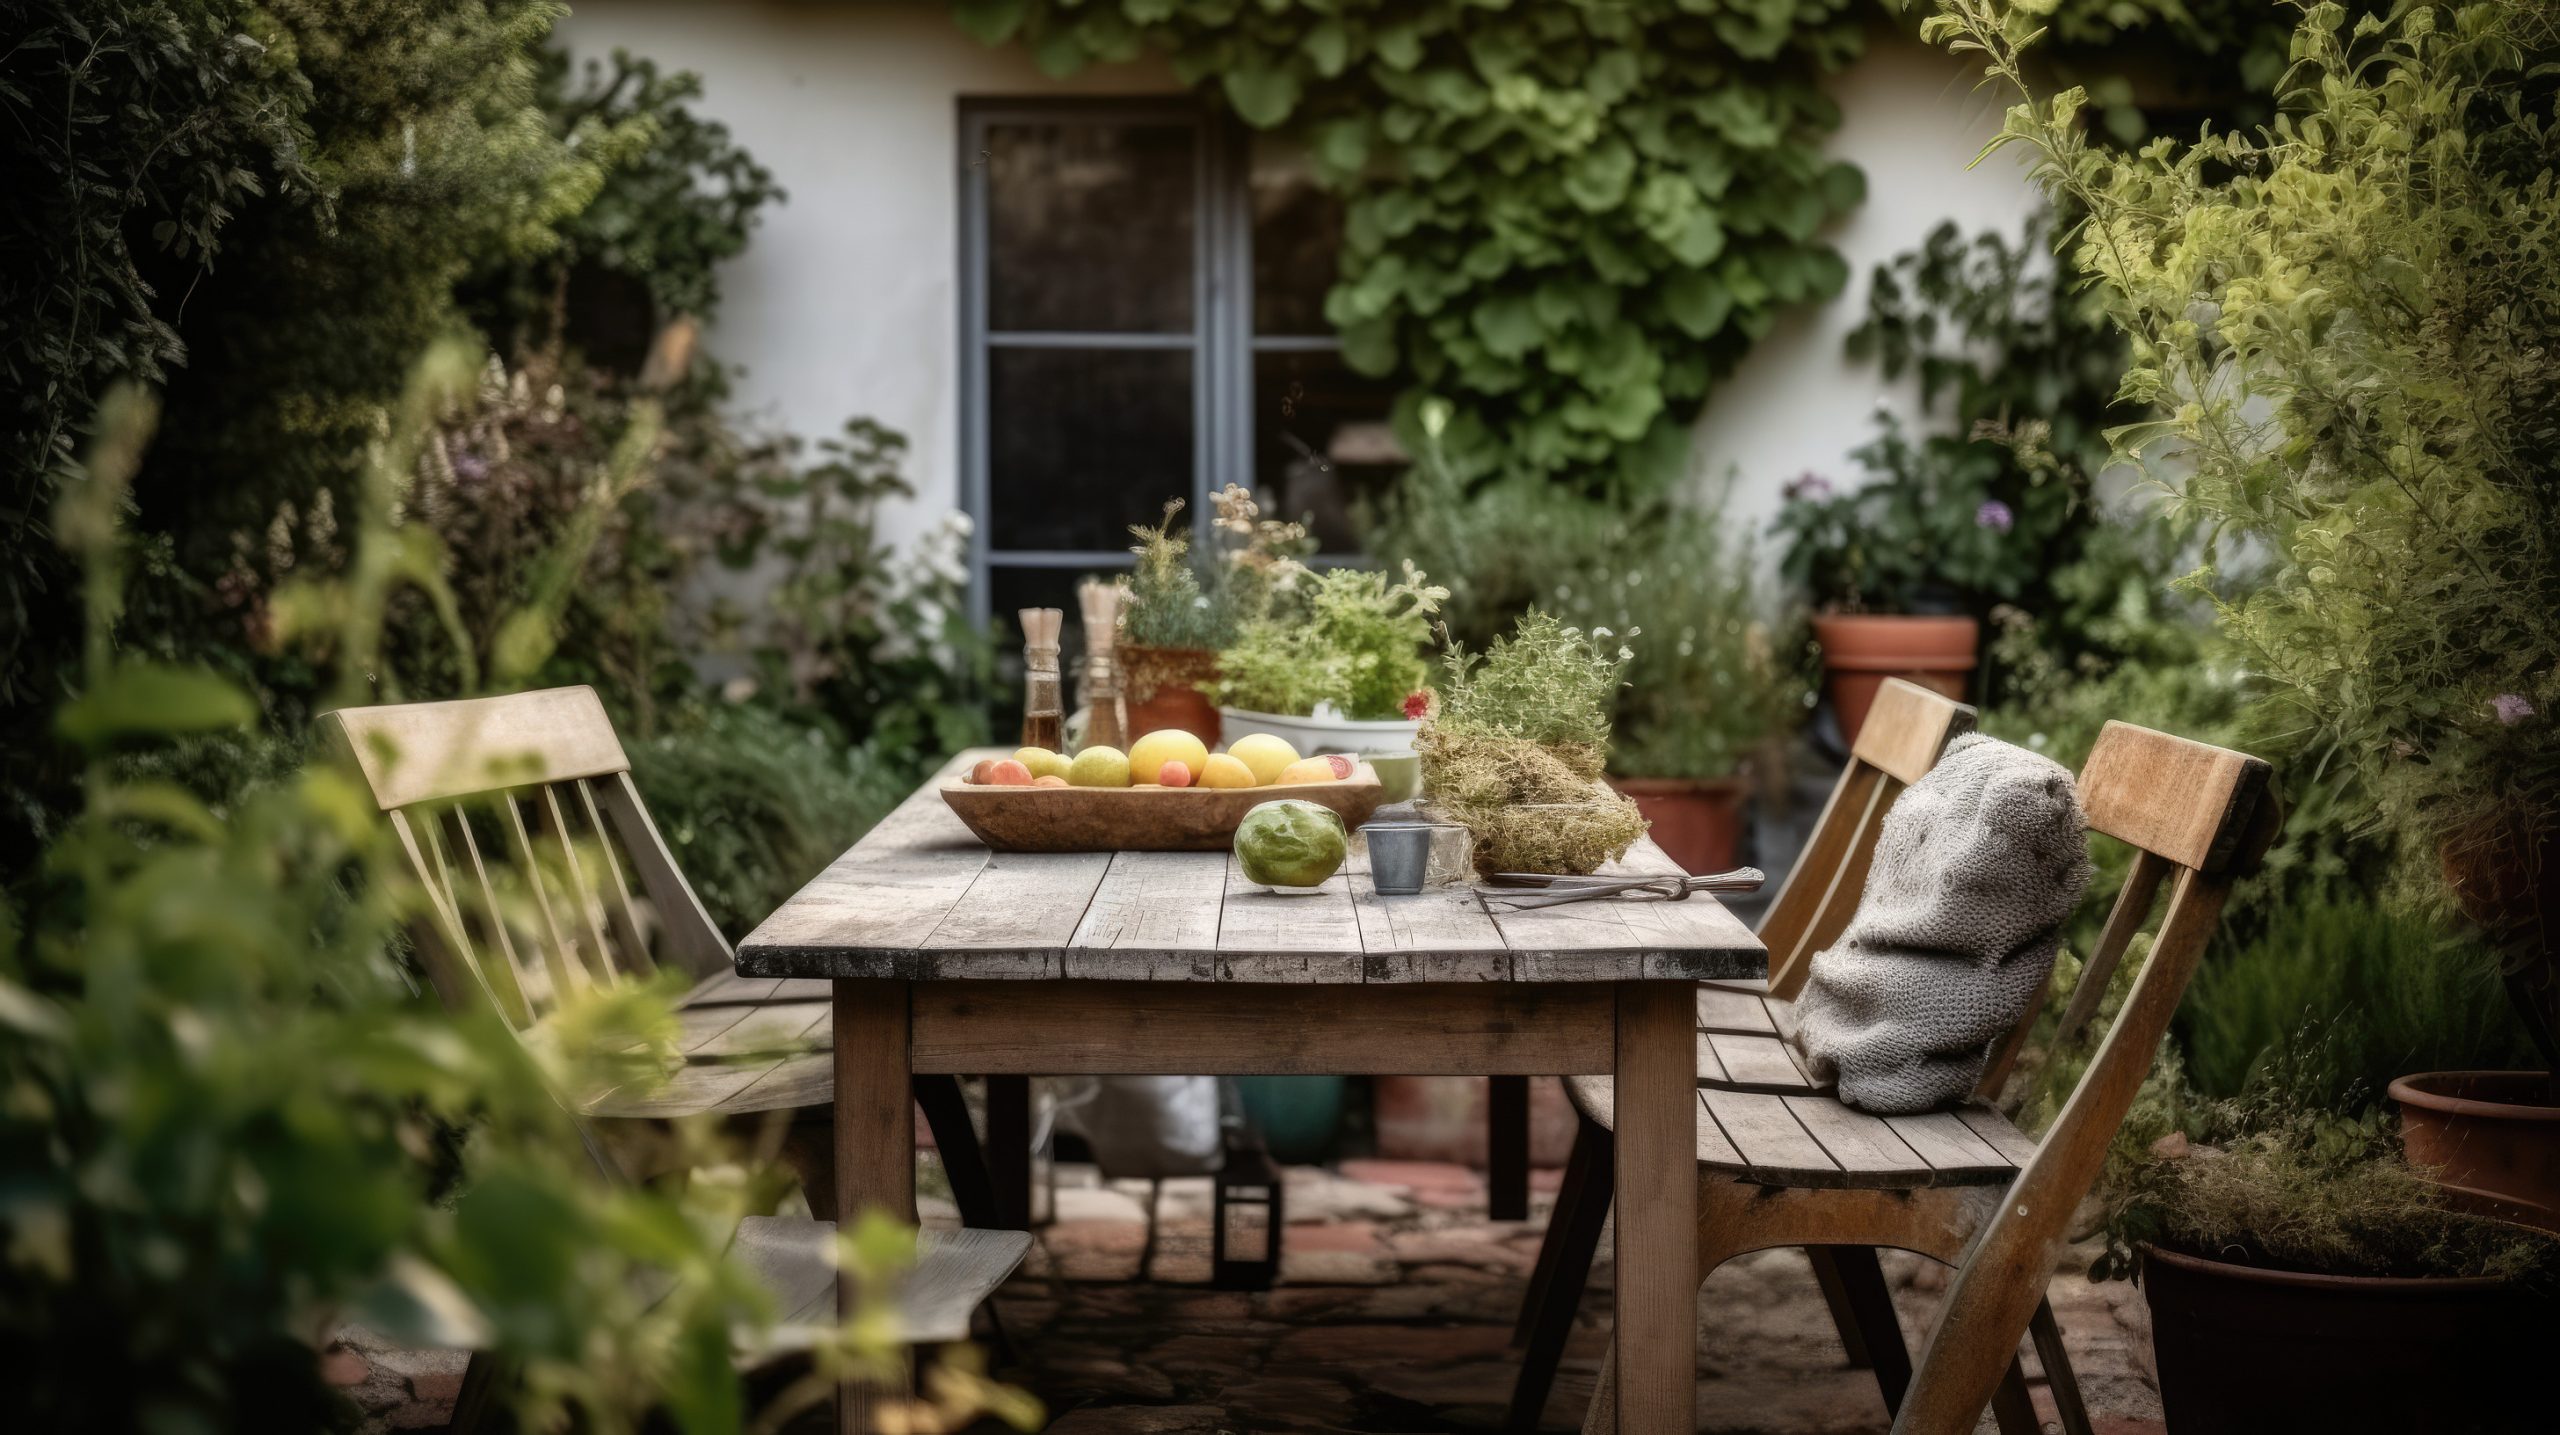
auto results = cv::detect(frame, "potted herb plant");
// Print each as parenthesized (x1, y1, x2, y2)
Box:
(1772, 411, 2080, 744)
(1571, 509, 1804, 873)
(1931, 0, 2560, 1223)
(1118, 488, 1314, 746)
(1211, 559, 1447, 756)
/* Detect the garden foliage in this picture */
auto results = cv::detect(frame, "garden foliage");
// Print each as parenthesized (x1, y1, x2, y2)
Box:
(1935, 0, 2560, 1056)
(1212, 563, 1447, 721)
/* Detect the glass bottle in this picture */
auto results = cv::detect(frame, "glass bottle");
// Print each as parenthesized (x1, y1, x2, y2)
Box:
(1019, 607, 1065, 752)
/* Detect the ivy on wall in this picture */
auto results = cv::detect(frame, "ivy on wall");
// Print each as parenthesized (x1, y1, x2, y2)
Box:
(954, 0, 1868, 496)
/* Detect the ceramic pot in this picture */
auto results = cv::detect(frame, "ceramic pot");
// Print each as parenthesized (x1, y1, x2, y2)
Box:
(1809, 613, 1978, 747)
(2389, 1070, 2560, 1233)
(1119, 643, 1222, 746)
(1218, 706, 1421, 759)
(2139, 1241, 2555, 1433)
(1608, 774, 1748, 875)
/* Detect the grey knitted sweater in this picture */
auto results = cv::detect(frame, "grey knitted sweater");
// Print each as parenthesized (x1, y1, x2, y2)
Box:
(1790, 733, 2094, 1115)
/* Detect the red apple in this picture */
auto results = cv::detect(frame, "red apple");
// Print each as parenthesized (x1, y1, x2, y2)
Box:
(1158, 760, 1194, 788)
(969, 758, 1000, 784)
(988, 759, 1034, 786)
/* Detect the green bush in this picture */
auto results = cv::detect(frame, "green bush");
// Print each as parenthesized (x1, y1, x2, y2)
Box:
(2184, 898, 2538, 1110)
(625, 702, 909, 941)
(1, 379, 780, 1432)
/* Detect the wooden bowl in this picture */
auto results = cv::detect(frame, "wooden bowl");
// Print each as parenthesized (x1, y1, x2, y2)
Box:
(939, 764, 1384, 852)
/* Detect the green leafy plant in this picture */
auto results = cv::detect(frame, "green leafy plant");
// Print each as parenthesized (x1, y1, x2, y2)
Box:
(1121, 501, 1238, 654)
(0, 373, 1041, 1433)
(1930, 0, 2560, 1069)
(1772, 412, 2086, 615)
(1212, 562, 1446, 720)
(1431, 611, 1634, 757)
(2183, 898, 2539, 1111)
(955, 0, 1868, 495)
(1594, 525, 1806, 783)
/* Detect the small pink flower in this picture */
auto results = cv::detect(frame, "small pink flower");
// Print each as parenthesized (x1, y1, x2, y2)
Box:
(1976, 500, 2014, 533)
(1402, 691, 1433, 721)
(2491, 693, 2535, 726)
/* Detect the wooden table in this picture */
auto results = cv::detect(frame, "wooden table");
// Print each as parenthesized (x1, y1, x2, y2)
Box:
(737, 753, 1766, 1434)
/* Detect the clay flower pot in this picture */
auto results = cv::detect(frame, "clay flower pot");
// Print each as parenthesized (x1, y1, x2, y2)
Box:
(1119, 643, 1222, 746)
(2389, 1070, 2560, 1232)
(1608, 774, 1748, 875)
(1808, 613, 1978, 746)
(2139, 1242, 2556, 1433)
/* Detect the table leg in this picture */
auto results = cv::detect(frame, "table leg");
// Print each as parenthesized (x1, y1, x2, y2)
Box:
(1611, 981, 1697, 1434)
(986, 1074, 1033, 1228)
(835, 979, 915, 1435)
(1488, 1075, 1530, 1221)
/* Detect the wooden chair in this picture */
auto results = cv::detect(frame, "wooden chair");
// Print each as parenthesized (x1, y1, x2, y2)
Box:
(323, 686, 1009, 1219)
(1506, 676, 1984, 1428)
(325, 686, 1033, 1429)
(1559, 720, 2277, 1435)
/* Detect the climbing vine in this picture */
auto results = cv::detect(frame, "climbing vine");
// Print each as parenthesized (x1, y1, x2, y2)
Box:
(954, 0, 1866, 496)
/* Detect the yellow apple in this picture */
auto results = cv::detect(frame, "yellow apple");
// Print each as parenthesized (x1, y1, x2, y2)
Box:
(1226, 732, 1301, 786)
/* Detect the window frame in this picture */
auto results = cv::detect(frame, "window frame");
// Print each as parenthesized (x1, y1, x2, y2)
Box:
(956, 95, 1360, 626)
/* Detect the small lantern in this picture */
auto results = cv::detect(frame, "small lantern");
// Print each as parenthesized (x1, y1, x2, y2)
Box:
(1210, 1135, 1285, 1291)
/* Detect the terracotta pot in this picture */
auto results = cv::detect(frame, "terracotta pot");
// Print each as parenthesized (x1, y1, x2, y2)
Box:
(2390, 1070, 2560, 1233)
(1809, 613, 1978, 747)
(1609, 774, 1748, 875)
(2140, 1241, 2556, 1433)
(1119, 643, 1222, 746)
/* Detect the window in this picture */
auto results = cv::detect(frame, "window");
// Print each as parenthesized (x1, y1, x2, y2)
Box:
(959, 100, 1400, 630)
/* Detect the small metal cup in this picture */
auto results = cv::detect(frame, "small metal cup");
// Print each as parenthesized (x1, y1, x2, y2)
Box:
(1364, 822, 1440, 896)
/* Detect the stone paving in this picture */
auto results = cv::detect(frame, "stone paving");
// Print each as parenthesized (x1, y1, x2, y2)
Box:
(344, 1157, 2165, 1433)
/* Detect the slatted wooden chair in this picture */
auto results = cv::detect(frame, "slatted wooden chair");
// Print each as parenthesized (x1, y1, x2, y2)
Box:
(1506, 676, 1982, 1428)
(1559, 720, 2277, 1435)
(326, 686, 1034, 1432)
(321, 686, 1003, 1217)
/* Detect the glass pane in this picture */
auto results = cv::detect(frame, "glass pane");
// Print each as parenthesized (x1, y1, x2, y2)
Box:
(1251, 137, 1341, 337)
(1253, 349, 1404, 553)
(989, 346, 1195, 553)
(987, 119, 1196, 333)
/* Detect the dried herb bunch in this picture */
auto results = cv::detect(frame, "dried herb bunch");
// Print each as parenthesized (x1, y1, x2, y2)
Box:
(1420, 612, 1646, 874)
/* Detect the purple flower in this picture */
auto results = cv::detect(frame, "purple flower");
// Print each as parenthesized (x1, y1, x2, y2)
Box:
(2491, 693, 2536, 726)
(1976, 500, 2014, 534)
(449, 449, 491, 483)
(1786, 472, 1834, 502)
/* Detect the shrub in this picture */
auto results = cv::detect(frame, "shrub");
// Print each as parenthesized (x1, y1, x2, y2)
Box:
(2183, 898, 2538, 1110)
(1932, 0, 2560, 1060)
(625, 701, 909, 941)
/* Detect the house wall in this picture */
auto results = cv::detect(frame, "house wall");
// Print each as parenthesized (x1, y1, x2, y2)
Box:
(556, 2, 2042, 563)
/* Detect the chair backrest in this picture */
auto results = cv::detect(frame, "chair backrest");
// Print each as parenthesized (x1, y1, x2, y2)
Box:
(1897, 719, 2276, 1431)
(1757, 678, 1977, 998)
(323, 686, 730, 1028)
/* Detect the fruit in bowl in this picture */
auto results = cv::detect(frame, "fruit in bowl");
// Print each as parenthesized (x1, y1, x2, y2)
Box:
(1227, 732, 1300, 786)
(1276, 754, 1356, 785)
(1066, 746, 1131, 787)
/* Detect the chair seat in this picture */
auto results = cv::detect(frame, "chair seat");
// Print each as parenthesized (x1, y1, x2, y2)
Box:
(561, 974, 838, 1119)
(1564, 1075, 2037, 1191)
(1694, 982, 1836, 1096)
(728, 1218, 1033, 1353)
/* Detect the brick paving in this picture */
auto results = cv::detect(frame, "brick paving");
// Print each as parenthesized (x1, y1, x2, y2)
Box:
(348, 1158, 2165, 1433)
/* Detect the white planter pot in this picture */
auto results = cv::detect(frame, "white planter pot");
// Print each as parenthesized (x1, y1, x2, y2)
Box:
(1218, 706, 1420, 758)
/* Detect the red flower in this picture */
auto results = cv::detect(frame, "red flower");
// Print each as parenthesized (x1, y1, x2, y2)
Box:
(1402, 690, 1432, 720)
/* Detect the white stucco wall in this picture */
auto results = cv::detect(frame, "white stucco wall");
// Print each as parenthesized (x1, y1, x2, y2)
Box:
(1689, 36, 2041, 540)
(556, 3, 2042, 559)
(554, 1, 1182, 556)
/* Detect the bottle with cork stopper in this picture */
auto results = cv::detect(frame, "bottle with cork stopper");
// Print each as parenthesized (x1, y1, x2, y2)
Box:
(1078, 578, 1128, 752)
(1019, 607, 1065, 753)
